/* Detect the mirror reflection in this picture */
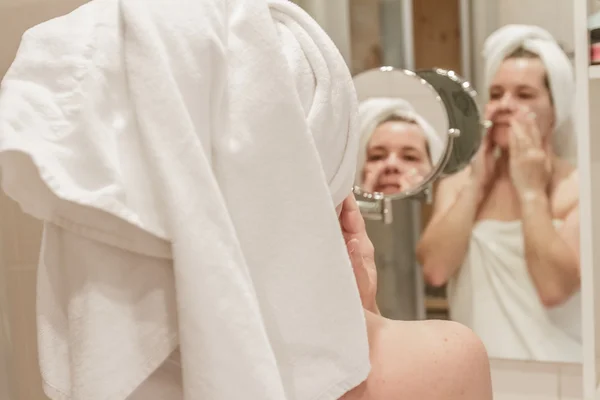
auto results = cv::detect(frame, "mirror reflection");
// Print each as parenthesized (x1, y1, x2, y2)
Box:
(357, 98, 438, 195)
(353, 69, 446, 196)
(345, 2, 581, 366)
(418, 24, 580, 364)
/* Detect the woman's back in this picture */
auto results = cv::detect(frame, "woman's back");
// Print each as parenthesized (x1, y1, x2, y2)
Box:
(341, 315, 493, 400)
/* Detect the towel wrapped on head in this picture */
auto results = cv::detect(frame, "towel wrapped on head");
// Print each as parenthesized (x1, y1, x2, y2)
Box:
(355, 97, 444, 186)
(0, 0, 370, 399)
(482, 24, 576, 161)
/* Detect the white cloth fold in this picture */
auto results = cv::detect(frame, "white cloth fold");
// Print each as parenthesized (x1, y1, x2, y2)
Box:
(482, 24, 576, 162)
(0, 0, 370, 399)
(355, 97, 443, 185)
(448, 220, 582, 363)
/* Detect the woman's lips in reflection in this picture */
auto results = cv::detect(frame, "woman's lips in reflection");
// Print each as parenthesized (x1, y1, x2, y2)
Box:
(491, 117, 511, 126)
(375, 183, 401, 194)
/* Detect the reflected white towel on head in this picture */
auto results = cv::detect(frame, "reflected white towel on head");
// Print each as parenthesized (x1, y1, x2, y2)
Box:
(482, 24, 576, 161)
(355, 97, 443, 185)
(0, 0, 370, 399)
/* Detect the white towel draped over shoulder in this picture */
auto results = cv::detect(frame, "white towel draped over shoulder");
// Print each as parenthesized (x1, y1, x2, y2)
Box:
(0, 0, 370, 399)
(482, 24, 576, 162)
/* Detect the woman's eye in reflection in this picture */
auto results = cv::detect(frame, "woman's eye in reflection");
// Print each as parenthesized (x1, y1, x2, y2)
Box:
(489, 92, 502, 100)
(517, 92, 535, 100)
(403, 153, 422, 162)
(367, 154, 385, 161)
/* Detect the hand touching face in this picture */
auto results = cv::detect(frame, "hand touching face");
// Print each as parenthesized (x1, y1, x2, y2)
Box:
(338, 194, 379, 314)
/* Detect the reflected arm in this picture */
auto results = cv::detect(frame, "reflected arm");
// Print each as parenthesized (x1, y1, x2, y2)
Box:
(416, 172, 482, 286)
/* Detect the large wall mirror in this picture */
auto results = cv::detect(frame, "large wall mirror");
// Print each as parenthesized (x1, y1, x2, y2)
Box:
(350, 66, 485, 323)
(298, 0, 583, 371)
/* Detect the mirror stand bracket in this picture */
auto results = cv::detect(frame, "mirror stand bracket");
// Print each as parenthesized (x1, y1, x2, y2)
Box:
(355, 185, 434, 225)
(382, 197, 393, 224)
(354, 190, 394, 225)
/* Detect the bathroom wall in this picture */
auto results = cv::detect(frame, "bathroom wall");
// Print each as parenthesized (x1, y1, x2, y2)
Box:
(0, 194, 45, 400)
(490, 359, 582, 400)
(293, 0, 352, 65)
(470, 0, 574, 102)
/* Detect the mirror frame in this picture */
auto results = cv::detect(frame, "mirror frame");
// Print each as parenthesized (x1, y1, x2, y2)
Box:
(352, 67, 483, 222)
(352, 67, 457, 202)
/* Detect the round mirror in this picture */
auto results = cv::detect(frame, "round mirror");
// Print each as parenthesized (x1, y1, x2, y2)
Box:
(351, 67, 484, 222)
(352, 68, 449, 200)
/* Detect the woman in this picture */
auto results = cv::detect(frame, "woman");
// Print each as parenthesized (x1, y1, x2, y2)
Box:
(0, 0, 493, 397)
(339, 194, 492, 400)
(356, 98, 443, 195)
(416, 25, 581, 363)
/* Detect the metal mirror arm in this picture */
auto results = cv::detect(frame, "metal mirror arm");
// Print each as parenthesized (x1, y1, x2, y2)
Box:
(353, 183, 433, 225)
(353, 190, 394, 224)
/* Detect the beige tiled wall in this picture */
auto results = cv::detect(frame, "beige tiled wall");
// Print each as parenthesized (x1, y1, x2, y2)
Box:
(0, 192, 45, 399)
(489, 359, 582, 400)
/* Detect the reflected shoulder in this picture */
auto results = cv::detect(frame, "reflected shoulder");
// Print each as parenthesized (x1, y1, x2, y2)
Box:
(551, 165, 579, 218)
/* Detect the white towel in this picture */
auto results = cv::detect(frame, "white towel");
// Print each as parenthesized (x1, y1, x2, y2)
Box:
(0, 0, 370, 399)
(482, 24, 576, 162)
(448, 220, 581, 363)
(355, 97, 444, 185)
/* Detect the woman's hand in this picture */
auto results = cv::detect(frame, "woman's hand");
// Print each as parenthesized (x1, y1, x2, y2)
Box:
(508, 108, 552, 200)
(339, 194, 379, 314)
(362, 162, 382, 193)
(399, 167, 428, 192)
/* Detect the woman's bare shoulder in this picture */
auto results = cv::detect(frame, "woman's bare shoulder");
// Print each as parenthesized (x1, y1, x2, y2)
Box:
(343, 316, 492, 400)
(551, 163, 578, 218)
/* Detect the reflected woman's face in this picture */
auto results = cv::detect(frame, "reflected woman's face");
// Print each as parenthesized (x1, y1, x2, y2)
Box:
(362, 120, 433, 195)
(486, 57, 555, 149)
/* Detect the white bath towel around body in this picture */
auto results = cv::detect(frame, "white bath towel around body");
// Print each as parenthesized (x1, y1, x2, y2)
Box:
(447, 24, 581, 363)
(0, 0, 370, 399)
(448, 220, 582, 363)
